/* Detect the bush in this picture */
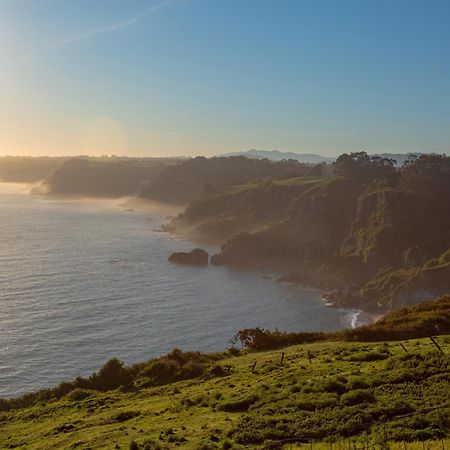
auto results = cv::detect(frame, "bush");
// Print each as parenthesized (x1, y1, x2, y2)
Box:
(141, 350, 207, 386)
(209, 364, 228, 377)
(347, 377, 370, 390)
(67, 388, 92, 401)
(346, 351, 389, 362)
(321, 379, 347, 394)
(89, 358, 132, 391)
(294, 393, 337, 411)
(232, 328, 325, 351)
(227, 347, 241, 356)
(218, 395, 259, 412)
(341, 389, 375, 406)
(111, 410, 140, 423)
(0, 399, 11, 412)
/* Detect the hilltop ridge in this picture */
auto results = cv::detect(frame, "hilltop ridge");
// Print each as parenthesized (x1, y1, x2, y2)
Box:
(219, 149, 336, 163)
(219, 149, 427, 166)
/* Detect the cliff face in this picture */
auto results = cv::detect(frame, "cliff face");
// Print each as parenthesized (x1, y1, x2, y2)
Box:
(169, 168, 450, 312)
(358, 250, 450, 310)
(208, 177, 367, 272)
(167, 177, 326, 242)
(339, 183, 450, 269)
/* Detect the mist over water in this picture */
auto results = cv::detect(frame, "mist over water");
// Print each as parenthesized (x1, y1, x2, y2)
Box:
(0, 183, 353, 397)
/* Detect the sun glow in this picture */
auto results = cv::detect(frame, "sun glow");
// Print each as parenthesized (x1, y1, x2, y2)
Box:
(80, 117, 126, 156)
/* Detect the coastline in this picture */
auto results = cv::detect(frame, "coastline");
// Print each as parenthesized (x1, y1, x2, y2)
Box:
(13, 184, 387, 333)
(349, 310, 385, 328)
(162, 216, 389, 330)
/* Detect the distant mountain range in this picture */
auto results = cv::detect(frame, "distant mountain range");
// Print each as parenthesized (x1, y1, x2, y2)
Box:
(219, 149, 445, 166)
(220, 149, 335, 164)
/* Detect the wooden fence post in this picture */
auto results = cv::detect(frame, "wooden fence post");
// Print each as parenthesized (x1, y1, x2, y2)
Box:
(429, 336, 444, 353)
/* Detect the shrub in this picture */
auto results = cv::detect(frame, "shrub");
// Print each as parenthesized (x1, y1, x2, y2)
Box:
(321, 379, 347, 394)
(0, 399, 11, 412)
(227, 347, 241, 356)
(67, 388, 92, 401)
(341, 389, 375, 406)
(89, 358, 132, 391)
(218, 395, 259, 412)
(232, 328, 325, 351)
(222, 440, 233, 450)
(346, 351, 389, 362)
(347, 377, 370, 390)
(209, 364, 228, 377)
(111, 410, 140, 423)
(294, 393, 337, 410)
(140, 349, 208, 387)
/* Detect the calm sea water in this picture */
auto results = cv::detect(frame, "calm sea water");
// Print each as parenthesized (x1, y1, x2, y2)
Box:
(0, 183, 356, 397)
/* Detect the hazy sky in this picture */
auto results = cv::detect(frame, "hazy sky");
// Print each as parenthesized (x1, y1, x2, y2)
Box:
(1, 0, 449, 157)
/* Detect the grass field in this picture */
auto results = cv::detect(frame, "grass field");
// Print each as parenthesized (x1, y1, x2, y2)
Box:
(0, 336, 448, 449)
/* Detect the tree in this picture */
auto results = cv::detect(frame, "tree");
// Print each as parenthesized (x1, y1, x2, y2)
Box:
(399, 154, 450, 203)
(333, 151, 396, 179)
(89, 358, 131, 391)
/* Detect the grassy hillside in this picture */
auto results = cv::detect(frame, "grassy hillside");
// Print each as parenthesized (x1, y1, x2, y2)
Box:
(0, 338, 448, 449)
(1, 298, 449, 449)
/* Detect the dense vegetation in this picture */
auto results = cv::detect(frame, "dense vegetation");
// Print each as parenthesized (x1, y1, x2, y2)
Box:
(0, 349, 226, 413)
(232, 295, 450, 351)
(35, 155, 315, 201)
(169, 153, 450, 311)
(37, 157, 175, 197)
(140, 156, 312, 205)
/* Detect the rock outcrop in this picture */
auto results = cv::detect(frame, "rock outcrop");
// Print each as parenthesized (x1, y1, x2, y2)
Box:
(168, 248, 209, 266)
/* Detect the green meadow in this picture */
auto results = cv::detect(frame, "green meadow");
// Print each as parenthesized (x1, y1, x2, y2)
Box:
(1, 335, 448, 450)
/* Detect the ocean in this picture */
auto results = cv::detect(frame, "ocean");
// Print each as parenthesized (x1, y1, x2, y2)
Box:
(0, 183, 357, 397)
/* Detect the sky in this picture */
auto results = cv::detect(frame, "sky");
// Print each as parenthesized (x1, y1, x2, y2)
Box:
(0, 0, 449, 157)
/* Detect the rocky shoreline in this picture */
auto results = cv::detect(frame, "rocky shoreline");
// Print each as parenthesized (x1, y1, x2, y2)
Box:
(163, 223, 390, 321)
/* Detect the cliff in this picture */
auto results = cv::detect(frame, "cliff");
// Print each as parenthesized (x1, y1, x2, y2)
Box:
(166, 176, 328, 242)
(169, 154, 450, 312)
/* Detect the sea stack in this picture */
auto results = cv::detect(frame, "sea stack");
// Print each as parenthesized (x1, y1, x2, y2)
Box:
(168, 248, 209, 266)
